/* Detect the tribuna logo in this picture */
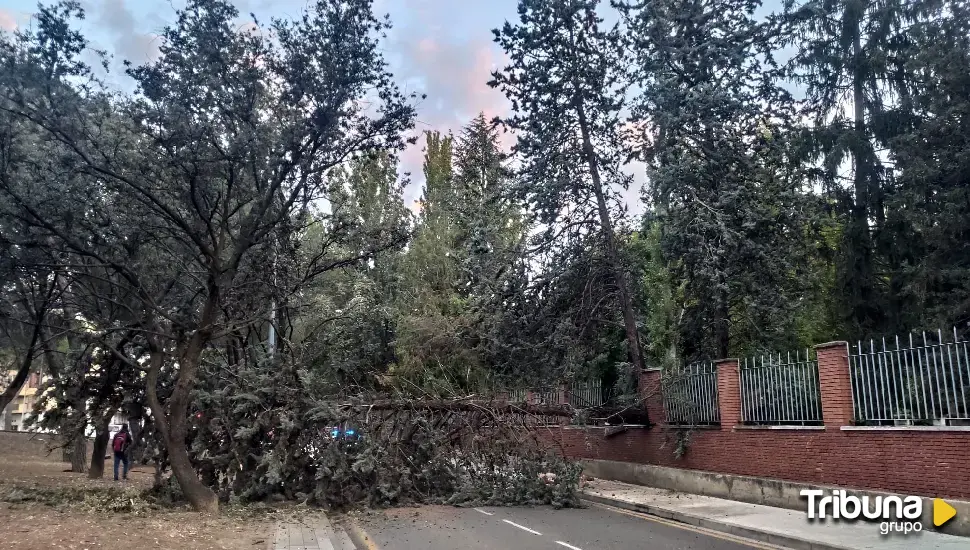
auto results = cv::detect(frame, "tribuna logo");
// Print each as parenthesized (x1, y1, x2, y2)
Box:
(801, 489, 923, 535)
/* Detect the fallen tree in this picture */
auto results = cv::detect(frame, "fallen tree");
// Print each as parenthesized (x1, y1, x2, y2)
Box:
(185, 361, 583, 510)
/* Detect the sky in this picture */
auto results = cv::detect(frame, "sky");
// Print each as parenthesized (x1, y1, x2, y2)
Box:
(0, 0, 528, 209)
(0, 0, 788, 216)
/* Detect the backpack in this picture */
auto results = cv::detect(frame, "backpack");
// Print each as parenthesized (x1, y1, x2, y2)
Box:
(112, 432, 127, 453)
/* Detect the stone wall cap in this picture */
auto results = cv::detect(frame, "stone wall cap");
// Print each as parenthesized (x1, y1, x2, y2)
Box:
(814, 341, 849, 349)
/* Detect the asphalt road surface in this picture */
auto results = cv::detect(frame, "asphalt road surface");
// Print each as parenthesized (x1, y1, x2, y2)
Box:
(350, 502, 785, 550)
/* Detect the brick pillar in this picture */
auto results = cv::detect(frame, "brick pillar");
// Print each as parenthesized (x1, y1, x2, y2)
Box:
(815, 341, 854, 428)
(639, 368, 665, 426)
(715, 358, 741, 428)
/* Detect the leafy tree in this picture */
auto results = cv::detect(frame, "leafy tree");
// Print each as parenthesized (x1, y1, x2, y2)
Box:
(0, 0, 415, 512)
(297, 152, 411, 389)
(452, 113, 522, 298)
(785, 0, 926, 337)
(395, 131, 478, 389)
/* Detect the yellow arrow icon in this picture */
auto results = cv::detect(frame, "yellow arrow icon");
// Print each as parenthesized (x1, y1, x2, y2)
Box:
(934, 498, 957, 527)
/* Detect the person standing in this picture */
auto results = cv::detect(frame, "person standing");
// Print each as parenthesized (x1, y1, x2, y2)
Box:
(112, 423, 131, 481)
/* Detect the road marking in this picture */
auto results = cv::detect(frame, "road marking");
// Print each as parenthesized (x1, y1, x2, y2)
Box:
(474, 508, 494, 516)
(587, 501, 789, 550)
(502, 519, 542, 536)
(555, 541, 584, 550)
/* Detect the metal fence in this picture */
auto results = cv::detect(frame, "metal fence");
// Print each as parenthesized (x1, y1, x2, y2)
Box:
(507, 388, 527, 402)
(568, 380, 603, 408)
(504, 382, 604, 408)
(534, 387, 560, 404)
(663, 362, 720, 426)
(850, 328, 970, 425)
(740, 350, 822, 425)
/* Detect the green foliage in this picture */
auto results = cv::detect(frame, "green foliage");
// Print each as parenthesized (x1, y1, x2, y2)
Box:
(1, 482, 165, 515)
(188, 358, 582, 509)
(632, 223, 682, 370)
(622, 0, 812, 360)
(783, 0, 970, 338)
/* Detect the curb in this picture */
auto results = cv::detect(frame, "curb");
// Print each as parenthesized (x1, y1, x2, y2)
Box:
(581, 492, 850, 550)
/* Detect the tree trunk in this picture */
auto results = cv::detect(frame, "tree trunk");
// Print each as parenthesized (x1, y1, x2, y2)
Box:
(1, 278, 55, 414)
(145, 343, 218, 514)
(715, 279, 730, 359)
(846, 8, 877, 337)
(88, 416, 111, 478)
(574, 95, 647, 377)
(70, 435, 87, 473)
(166, 433, 218, 513)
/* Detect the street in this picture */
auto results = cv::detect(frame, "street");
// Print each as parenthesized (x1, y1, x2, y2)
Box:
(350, 502, 783, 550)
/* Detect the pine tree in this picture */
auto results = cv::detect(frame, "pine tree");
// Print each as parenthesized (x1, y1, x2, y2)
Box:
(491, 0, 647, 376)
(452, 113, 522, 299)
(878, 2, 970, 329)
(622, 0, 807, 358)
(784, 0, 945, 337)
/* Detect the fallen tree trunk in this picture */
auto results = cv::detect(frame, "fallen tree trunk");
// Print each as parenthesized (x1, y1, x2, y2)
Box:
(337, 399, 573, 417)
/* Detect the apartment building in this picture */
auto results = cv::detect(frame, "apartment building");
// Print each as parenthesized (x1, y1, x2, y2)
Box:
(0, 371, 42, 431)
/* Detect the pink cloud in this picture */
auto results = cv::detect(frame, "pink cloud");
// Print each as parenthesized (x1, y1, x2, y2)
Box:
(394, 35, 514, 205)
(0, 9, 17, 31)
(399, 36, 510, 130)
(417, 37, 438, 55)
(464, 45, 509, 122)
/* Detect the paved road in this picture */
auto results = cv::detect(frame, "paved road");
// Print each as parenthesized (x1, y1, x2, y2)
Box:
(350, 502, 785, 550)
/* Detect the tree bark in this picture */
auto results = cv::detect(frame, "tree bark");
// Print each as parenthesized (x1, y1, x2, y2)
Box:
(0, 279, 54, 414)
(66, 381, 88, 474)
(145, 341, 218, 514)
(847, 7, 877, 336)
(70, 434, 87, 473)
(574, 94, 647, 376)
(88, 416, 111, 478)
(715, 270, 730, 359)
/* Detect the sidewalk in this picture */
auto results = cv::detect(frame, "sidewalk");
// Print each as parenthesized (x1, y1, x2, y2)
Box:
(272, 514, 356, 550)
(582, 479, 967, 550)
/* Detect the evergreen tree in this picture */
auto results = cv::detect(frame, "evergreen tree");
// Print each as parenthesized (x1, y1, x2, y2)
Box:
(395, 131, 478, 389)
(622, 0, 807, 358)
(878, 2, 970, 330)
(784, 0, 940, 337)
(298, 152, 411, 387)
(452, 113, 522, 300)
(491, 0, 647, 378)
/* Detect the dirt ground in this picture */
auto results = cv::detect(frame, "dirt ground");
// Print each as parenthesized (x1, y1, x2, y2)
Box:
(0, 431, 272, 550)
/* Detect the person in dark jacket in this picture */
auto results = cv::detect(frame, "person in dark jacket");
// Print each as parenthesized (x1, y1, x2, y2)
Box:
(112, 424, 131, 481)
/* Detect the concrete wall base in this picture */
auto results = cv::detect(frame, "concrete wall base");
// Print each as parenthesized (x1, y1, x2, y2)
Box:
(580, 458, 970, 537)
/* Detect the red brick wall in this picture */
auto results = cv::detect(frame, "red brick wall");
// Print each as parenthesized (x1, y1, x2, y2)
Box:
(816, 342, 853, 427)
(715, 359, 740, 427)
(550, 426, 970, 500)
(557, 341, 970, 500)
